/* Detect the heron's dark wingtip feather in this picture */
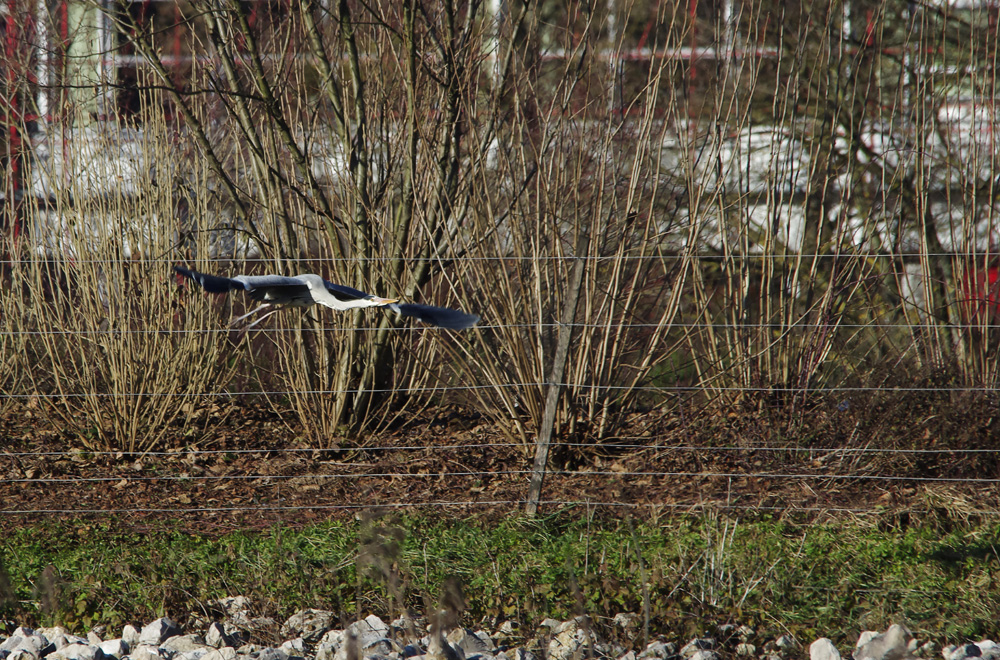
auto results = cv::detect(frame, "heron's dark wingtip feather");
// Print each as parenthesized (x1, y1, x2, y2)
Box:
(173, 266, 243, 294)
(394, 303, 479, 330)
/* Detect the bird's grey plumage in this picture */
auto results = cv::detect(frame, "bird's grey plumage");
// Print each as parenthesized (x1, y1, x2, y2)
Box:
(174, 266, 479, 329)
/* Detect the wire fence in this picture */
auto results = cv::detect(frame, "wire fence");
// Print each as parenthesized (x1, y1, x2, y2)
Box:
(2, 436, 996, 516)
(4, 0, 1000, 526)
(5, 252, 1000, 264)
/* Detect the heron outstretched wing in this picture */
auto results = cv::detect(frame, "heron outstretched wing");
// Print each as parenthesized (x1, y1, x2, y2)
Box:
(174, 266, 243, 293)
(233, 275, 313, 305)
(322, 280, 375, 303)
(390, 302, 480, 330)
(175, 268, 313, 305)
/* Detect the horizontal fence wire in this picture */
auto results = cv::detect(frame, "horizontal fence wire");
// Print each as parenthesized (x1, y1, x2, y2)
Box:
(5, 321, 1000, 337)
(3, 470, 999, 485)
(1, 384, 998, 399)
(0, 501, 990, 517)
(5, 442, 1000, 457)
(2, 252, 1000, 266)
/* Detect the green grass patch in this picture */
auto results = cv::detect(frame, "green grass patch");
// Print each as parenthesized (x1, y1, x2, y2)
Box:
(2, 511, 999, 645)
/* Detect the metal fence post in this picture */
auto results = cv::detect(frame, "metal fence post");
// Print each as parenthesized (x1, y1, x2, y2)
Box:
(526, 234, 589, 516)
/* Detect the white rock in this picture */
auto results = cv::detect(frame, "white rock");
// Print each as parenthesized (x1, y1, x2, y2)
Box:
(138, 619, 182, 647)
(447, 630, 494, 656)
(200, 649, 238, 660)
(245, 649, 289, 660)
(131, 644, 174, 660)
(546, 618, 597, 660)
(612, 615, 639, 631)
(496, 622, 518, 639)
(204, 625, 246, 651)
(278, 640, 307, 657)
(42, 636, 65, 653)
(348, 617, 390, 651)
(945, 645, 985, 660)
(203, 625, 225, 650)
(314, 631, 345, 660)
(1, 635, 27, 652)
(121, 627, 140, 650)
(37, 629, 85, 650)
(811, 639, 842, 660)
(857, 635, 880, 650)
(162, 636, 208, 655)
(639, 642, 678, 660)
(618, 652, 637, 660)
(854, 625, 912, 660)
(87, 634, 102, 646)
(331, 636, 361, 660)
(735, 644, 756, 657)
(681, 640, 715, 658)
(777, 637, 799, 651)
(737, 627, 755, 643)
(362, 639, 395, 657)
(977, 642, 1000, 660)
(689, 652, 719, 660)
(9, 649, 40, 660)
(46, 643, 107, 660)
(176, 650, 213, 660)
(426, 630, 465, 660)
(1, 632, 50, 659)
(97, 640, 129, 659)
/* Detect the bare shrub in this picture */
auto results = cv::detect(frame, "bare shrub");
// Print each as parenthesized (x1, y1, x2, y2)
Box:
(13, 107, 238, 452)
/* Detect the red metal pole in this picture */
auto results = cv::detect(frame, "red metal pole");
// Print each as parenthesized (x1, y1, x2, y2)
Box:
(3, 0, 23, 237)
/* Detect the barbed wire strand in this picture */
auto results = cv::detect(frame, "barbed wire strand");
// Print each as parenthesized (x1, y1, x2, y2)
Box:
(2, 469, 998, 485)
(5, 319, 1000, 337)
(1, 383, 997, 399)
(0, 500, 987, 516)
(4, 443, 998, 458)
(2, 252, 998, 266)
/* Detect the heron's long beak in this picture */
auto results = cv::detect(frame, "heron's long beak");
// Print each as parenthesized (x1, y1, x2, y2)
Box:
(370, 296, 399, 305)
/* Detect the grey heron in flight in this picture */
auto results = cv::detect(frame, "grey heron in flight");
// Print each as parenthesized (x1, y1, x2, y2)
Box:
(174, 266, 479, 331)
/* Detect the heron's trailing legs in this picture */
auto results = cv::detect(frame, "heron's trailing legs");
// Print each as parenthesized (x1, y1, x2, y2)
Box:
(228, 303, 282, 342)
(229, 303, 274, 328)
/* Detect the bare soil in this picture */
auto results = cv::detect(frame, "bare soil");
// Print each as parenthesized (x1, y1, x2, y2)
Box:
(2, 395, 999, 534)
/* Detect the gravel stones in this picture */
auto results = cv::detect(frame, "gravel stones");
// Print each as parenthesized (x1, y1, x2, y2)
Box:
(545, 618, 597, 660)
(0, 613, 988, 660)
(1, 629, 54, 660)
